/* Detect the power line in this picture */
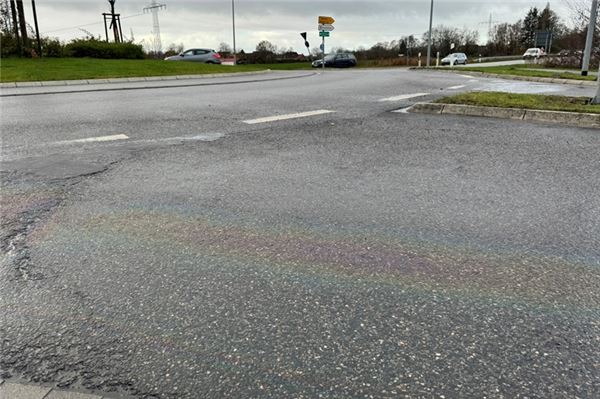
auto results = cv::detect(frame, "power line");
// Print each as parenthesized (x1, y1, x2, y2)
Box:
(41, 12, 144, 35)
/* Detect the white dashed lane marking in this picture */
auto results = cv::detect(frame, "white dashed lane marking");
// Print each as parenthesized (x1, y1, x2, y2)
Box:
(446, 85, 466, 90)
(53, 134, 129, 145)
(243, 110, 335, 124)
(378, 93, 430, 102)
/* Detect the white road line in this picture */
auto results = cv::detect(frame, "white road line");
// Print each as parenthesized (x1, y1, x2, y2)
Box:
(243, 110, 335, 124)
(54, 134, 129, 145)
(378, 93, 430, 102)
(458, 74, 474, 78)
(446, 85, 466, 90)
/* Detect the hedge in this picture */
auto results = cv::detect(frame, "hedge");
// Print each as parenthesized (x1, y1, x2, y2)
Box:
(65, 39, 144, 59)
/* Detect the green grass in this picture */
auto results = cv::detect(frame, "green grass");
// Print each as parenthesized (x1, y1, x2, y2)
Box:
(456, 64, 597, 81)
(0, 57, 312, 82)
(435, 92, 600, 114)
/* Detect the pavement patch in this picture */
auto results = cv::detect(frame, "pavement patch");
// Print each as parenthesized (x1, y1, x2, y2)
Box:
(0, 382, 52, 399)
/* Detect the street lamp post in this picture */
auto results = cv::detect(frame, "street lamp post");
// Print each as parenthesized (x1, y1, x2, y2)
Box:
(592, 64, 600, 104)
(232, 0, 237, 65)
(582, 0, 598, 76)
(426, 0, 434, 67)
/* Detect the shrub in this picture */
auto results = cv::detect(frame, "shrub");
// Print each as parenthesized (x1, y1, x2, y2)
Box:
(65, 38, 144, 59)
(0, 33, 20, 57)
(42, 38, 64, 57)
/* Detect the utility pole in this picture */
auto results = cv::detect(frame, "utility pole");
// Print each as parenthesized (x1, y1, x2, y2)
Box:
(426, 0, 434, 67)
(109, 0, 120, 42)
(582, 0, 598, 76)
(31, 0, 42, 56)
(143, 0, 166, 55)
(9, 0, 21, 55)
(231, 0, 236, 64)
(15, 0, 28, 52)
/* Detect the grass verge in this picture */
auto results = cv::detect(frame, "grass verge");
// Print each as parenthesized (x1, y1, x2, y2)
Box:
(455, 64, 597, 81)
(0, 58, 312, 82)
(435, 92, 600, 114)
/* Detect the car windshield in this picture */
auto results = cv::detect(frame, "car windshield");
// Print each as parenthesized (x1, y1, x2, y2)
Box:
(324, 54, 336, 61)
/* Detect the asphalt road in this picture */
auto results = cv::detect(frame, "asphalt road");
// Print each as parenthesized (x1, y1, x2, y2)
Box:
(1, 69, 599, 398)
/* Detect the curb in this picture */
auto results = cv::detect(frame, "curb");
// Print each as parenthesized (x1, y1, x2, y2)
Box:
(411, 67, 597, 87)
(0, 70, 275, 89)
(0, 71, 318, 97)
(407, 102, 600, 129)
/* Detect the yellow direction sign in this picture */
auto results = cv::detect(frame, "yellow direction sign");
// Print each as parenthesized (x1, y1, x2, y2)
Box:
(318, 16, 335, 24)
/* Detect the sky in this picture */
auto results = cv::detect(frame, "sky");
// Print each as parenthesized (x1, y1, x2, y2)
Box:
(23, 1, 576, 54)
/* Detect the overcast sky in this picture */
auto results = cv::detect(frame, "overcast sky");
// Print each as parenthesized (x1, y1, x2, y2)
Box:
(26, 1, 575, 53)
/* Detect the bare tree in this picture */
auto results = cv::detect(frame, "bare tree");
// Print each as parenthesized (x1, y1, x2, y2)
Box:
(564, 0, 600, 30)
(218, 42, 232, 54)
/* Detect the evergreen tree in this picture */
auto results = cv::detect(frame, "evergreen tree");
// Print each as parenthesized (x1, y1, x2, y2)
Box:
(520, 7, 539, 47)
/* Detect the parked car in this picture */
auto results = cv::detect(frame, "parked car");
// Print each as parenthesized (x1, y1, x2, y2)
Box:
(523, 48, 546, 60)
(165, 49, 222, 64)
(558, 49, 583, 57)
(312, 53, 357, 68)
(441, 53, 468, 66)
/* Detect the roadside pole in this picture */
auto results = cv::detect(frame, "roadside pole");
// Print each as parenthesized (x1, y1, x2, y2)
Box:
(582, 0, 598, 76)
(322, 35, 325, 71)
(592, 64, 600, 104)
(317, 16, 335, 72)
(31, 0, 42, 57)
(231, 0, 236, 65)
(426, 0, 434, 67)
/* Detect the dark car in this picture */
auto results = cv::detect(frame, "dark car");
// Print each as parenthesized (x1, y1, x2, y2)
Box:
(312, 53, 357, 68)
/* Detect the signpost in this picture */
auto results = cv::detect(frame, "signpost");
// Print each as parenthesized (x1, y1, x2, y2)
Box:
(318, 16, 335, 24)
(318, 16, 335, 70)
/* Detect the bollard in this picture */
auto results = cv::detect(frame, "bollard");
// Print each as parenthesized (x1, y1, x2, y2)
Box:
(418, 52, 422, 67)
(436, 52, 440, 67)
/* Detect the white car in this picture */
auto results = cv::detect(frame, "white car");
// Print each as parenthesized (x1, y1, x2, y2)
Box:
(523, 48, 545, 60)
(441, 53, 468, 66)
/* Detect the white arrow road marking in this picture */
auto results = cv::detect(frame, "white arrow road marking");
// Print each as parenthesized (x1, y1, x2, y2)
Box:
(378, 93, 430, 102)
(243, 110, 335, 124)
(446, 85, 466, 90)
(53, 134, 129, 145)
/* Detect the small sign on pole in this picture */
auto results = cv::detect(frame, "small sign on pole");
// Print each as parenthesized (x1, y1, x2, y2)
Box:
(317, 16, 335, 71)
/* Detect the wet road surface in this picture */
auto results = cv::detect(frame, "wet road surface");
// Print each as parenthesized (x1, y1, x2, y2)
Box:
(1, 69, 599, 398)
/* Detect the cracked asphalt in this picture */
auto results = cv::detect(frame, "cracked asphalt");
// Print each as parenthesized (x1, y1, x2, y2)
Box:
(1, 69, 599, 398)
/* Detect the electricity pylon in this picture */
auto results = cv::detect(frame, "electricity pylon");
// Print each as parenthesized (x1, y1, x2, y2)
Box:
(144, 0, 166, 55)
